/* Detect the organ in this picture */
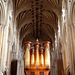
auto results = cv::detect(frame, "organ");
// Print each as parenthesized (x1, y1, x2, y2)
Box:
(24, 40, 51, 75)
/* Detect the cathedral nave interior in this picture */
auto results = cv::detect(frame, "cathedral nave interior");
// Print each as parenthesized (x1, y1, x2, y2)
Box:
(0, 0, 75, 75)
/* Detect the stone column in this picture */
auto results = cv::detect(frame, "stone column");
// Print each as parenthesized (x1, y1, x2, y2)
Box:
(0, 24, 3, 57)
(19, 60, 24, 75)
(0, 24, 4, 75)
(68, 25, 75, 75)
(66, 25, 74, 75)
(0, 24, 7, 74)
(7, 41, 13, 75)
(17, 50, 24, 75)
(17, 60, 20, 75)
(17, 46, 22, 75)
(0, 24, 5, 62)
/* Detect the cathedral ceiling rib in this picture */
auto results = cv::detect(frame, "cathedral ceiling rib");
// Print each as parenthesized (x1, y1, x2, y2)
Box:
(15, 0, 31, 16)
(13, 0, 62, 45)
(17, 9, 58, 32)
(20, 23, 55, 45)
(22, 31, 53, 46)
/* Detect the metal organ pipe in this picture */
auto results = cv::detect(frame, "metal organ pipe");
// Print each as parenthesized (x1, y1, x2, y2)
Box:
(34, 40, 40, 68)
(31, 49, 35, 65)
(35, 45, 39, 67)
(24, 41, 31, 68)
(40, 49, 44, 65)
(43, 41, 51, 69)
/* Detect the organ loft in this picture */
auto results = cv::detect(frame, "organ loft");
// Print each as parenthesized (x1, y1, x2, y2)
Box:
(24, 40, 51, 75)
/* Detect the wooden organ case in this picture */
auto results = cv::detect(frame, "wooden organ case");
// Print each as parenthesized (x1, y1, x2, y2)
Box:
(24, 40, 51, 75)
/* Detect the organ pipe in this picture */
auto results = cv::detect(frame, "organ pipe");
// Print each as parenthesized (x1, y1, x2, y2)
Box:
(34, 39, 40, 68)
(40, 49, 44, 65)
(31, 49, 35, 65)
(43, 41, 51, 69)
(24, 41, 31, 68)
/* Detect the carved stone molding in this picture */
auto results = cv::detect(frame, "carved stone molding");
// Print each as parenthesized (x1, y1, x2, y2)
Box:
(0, 23, 6, 28)
(7, 40, 13, 46)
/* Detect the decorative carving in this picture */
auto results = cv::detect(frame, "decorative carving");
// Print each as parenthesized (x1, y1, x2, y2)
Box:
(7, 40, 13, 46)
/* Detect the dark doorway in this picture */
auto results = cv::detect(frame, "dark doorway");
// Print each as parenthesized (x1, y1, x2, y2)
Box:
(11, 60, 17, 75)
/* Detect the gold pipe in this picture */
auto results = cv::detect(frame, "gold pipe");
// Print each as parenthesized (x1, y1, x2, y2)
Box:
(24, 41, 31, 68)
(34, 39, 40, 68)
(31, 49, 35, 65)
(40, 49, 44, 65)
(36, 45, 39, 67)
(43, 41, 51, 69)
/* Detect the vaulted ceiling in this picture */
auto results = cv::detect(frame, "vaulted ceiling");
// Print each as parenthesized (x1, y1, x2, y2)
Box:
(13, 0, 62, 45)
